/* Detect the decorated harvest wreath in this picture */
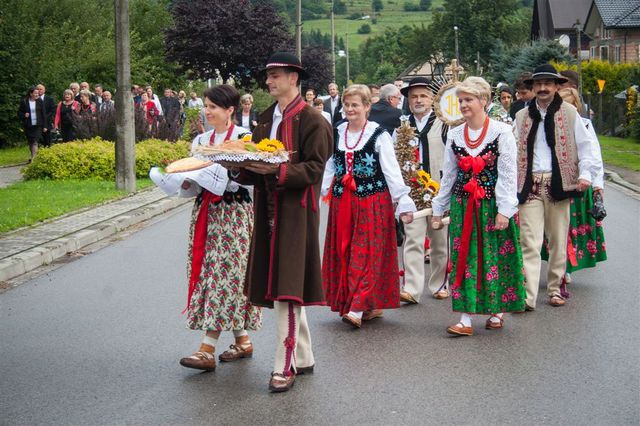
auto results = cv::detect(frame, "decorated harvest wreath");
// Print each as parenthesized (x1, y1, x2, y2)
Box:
(193, 135, 289, 167)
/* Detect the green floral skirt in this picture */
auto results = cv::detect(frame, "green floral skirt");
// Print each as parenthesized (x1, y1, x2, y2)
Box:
(448, 196, 526, 314)
(541, 187, 607, 273)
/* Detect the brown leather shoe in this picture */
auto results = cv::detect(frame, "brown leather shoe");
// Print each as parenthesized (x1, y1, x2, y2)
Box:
(269, 372, 295, 392)
(218, 343, 253, 362)
(485, 315, 504, 330)
(549, 295, 566, 307)
(433, 290, 449, 300)
(362, 309, 384, 321)
(400, 291, 418, 304)
(446, 322, 473, 336)
(342, 314, 362, 328)
(179, 351, 216, 371)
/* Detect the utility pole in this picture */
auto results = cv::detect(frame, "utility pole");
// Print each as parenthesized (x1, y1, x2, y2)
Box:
(345, 33, 350, 85)
(575, 19, 583, 94)
(114, 0, 136, 193)
(476, 51, 480, 74)
(331, 1, 336, 81)
(296, 0, 302, 60)
(454, 25, 459, 65)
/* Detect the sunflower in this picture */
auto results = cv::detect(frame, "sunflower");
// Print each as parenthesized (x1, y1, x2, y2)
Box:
(256, 138, 285, 152)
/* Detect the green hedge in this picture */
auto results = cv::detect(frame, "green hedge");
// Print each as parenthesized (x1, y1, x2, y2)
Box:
(23, 137, 190, 180)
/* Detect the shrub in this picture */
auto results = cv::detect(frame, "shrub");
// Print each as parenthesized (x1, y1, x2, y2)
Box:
(348, 12, 363, 20)
(181, 107, 201, 142)
(23, 137, 190, 180)
(358, 24, 372, 34)
(403, 2, 422, 11)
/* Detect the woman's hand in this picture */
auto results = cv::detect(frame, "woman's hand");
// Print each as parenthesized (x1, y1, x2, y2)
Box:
(494, 213, 509, 231)
(400, 212, 413, 224)
(576, 178, 590, 192)
(431, 215, 443, 230)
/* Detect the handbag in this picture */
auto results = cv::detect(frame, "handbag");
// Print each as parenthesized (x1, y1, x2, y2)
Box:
(591, 190, 607, 221)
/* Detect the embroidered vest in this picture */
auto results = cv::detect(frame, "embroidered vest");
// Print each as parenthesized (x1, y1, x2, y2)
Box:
(515, 102, 579, 201)
(451, 139, 499, 200)
(332, 127, 388, 198)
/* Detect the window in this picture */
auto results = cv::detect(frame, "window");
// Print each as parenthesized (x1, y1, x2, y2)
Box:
(590, 46, 596, 59)
(600, 45, 609, 61)
(614, 45, 621, 63)
(601, 23, 612, 40)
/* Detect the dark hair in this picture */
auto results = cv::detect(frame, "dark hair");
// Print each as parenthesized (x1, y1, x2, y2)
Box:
(95, 84, 103, 90)
(305, 88, 316, 96)
(514, 73, 533, 91)
(367, 84, 380, 90)
(499, 86, 512, 96)
(203, 84, 240, 112)
(312, 98, 324, 107)
(559, 70, 579, 88)
(26, 86, 38, 97)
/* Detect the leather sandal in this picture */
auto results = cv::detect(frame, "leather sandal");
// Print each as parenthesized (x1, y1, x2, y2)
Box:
(362, 309, 384, 321)
(218, 343, 253, 362)
(341, 314, 362, 328)
(485, 315, 504, 330)
(446, 322, 473, 336)
(433, 290, 449, 300)
(268, 372, 295, 392)
(179, 351, 216, 371)
(549, 295, 566, 307)
(400, 291, 418, 304)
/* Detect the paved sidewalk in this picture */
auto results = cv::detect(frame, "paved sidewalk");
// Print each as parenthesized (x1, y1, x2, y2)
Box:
(0, 165, 24, 188)
(0, 187, 189, 282)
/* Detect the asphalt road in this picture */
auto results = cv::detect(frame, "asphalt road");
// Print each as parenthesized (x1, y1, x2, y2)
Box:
(1, 184, 639, 425)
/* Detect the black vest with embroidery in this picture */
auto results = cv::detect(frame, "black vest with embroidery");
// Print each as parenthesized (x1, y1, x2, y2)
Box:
(451, 138, 500, 200)
(331, 127, 388, 198)
(409, 113, 436, 173)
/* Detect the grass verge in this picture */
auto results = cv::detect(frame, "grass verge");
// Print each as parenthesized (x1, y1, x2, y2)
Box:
(0, 178, 153, 233)
(0, 146, 30, 167)
(599, 135, 640, 172)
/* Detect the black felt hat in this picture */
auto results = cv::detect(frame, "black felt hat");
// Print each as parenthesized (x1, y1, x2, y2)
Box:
(524, 64, 568, 85)
(400, 77, 435, 97)
(261, 51, 309, 80)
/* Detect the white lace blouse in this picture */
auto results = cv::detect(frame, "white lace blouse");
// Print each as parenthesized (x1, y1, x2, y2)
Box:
(431, 119, 519, 218)
(322, 121, 416, 216)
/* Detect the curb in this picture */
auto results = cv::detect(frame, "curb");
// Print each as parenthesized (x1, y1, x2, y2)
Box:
(604, 169, 640, 194)
(0, 196, 190, 282)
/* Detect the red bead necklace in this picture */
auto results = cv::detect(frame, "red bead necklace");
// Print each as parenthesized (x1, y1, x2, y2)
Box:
(209, 122, 235, 145)
(464, 116, 490, 149)
(344, 121, 368, 150)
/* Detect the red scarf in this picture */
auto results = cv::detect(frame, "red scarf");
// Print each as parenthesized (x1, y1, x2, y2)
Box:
(183, 127, 233, 313)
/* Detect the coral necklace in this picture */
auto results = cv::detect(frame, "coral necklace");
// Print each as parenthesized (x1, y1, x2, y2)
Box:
(464, 116, 489, 149)
(209, 122, 235, 145)
(344, 121, 368, 150)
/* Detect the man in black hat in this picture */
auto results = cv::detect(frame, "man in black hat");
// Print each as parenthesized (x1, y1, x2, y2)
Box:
(514, 63, 599, 310)
(393, 77, 450, 304)
(237, 51, 332, 392)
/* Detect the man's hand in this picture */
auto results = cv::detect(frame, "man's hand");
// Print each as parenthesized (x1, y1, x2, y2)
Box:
(43, 128, 48, 133)
(431, 215, 443, 230)
(494, 213, 509, 231)
(577, 178, 590, 192)
(244, 163, 279, 175)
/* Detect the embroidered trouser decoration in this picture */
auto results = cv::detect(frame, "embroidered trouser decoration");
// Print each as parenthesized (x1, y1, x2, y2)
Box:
(273, 302, 315, 375)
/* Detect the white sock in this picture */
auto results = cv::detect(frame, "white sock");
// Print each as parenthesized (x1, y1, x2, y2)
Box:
(348, 311, 363, 320)
(460, 313, 472, 327)
(233, 330, 248, 338)
(489, 313, 504, 324)
(202, 335, 218, 348)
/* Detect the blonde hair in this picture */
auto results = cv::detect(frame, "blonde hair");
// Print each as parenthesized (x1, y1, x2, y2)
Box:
(342, 84, 372, 106)
(456, 76, 492, 106)
(559, 87, 583, 114)
(240, 93, 253, 104)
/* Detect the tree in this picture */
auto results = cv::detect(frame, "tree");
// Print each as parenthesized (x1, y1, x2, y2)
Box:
(165, 0, 292, 89)
(358, 24, 372, 34)
(301, 46, 333, 93)
(420, 0, 432, 10)
(372, 0, 384, 12)
(428, 0, 531, 68)
(334, 0, 347, 15)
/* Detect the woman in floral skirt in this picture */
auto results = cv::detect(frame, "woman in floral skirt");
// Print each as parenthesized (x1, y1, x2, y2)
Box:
(541, 88, 606, 295)
(431, 77, 526, 336)
(179, 84, 262, 371)
(322, 84, 416, 328)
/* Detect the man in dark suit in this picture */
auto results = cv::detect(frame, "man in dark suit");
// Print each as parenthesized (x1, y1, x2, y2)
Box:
(36, 84, 55, 146)
(368, 83, 402, 134)
(160, 88, 181, 130)
(323, 82, 342, 126)
(18, 86, 45, 161)
(509, 73, 534, 119)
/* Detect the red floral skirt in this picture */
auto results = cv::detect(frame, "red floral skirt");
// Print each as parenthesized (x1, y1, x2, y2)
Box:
(322, 190, 400, 315)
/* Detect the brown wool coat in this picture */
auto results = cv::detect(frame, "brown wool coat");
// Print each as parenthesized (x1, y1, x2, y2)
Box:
(241, 102, 333, 308)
